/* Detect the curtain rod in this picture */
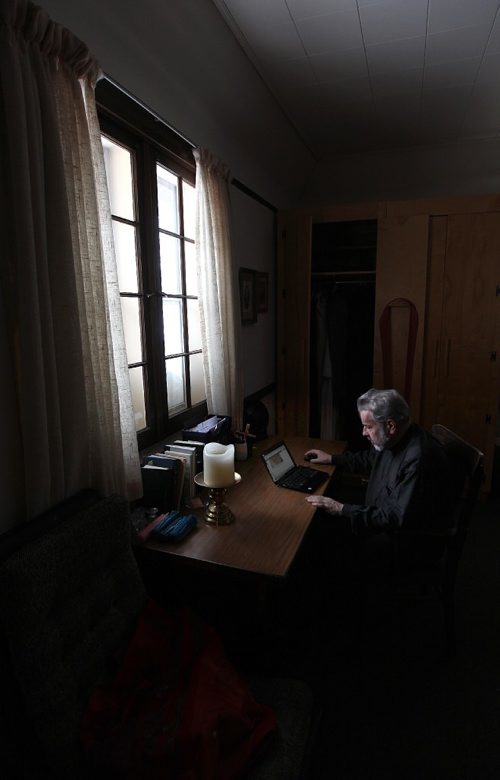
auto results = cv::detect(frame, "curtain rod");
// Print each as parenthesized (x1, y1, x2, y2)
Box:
(231, 178, 277, 213)
(102, 74, 195, 148)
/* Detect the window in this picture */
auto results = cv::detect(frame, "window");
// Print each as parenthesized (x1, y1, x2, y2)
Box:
(97, 80, 206, 449)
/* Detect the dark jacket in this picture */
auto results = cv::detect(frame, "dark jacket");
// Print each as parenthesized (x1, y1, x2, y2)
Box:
(333, 423, 454, 536)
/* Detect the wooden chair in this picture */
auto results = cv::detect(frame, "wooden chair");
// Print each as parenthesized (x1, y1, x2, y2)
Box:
(388, 424, 484, 656)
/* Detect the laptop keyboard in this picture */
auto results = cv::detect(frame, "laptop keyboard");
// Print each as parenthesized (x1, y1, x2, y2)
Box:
(282, 470, 308, 488)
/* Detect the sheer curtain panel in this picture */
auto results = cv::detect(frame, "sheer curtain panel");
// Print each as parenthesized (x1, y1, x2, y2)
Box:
(0, 0, 141, 528)
(194, 148, 243, 433)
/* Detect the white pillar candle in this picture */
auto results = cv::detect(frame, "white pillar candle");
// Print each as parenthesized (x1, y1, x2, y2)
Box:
(203, 442, 235, 487)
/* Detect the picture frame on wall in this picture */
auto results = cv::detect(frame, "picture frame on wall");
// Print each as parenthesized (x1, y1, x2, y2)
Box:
(239, 268, 257, 324)
(256, 272, 269, 313)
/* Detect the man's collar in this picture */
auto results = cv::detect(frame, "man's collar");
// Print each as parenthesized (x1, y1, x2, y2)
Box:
(386, 420, 412, 451)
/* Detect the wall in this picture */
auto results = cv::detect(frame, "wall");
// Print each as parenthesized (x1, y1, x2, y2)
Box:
(303, 137, 500, 206)
(230, 186, 276, 398)
(42, 0, 313, 210)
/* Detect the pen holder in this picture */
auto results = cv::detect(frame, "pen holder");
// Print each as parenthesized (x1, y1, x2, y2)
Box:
(235, 441, 248, 461)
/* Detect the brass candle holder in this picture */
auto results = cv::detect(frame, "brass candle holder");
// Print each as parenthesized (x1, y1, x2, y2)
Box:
(194, 473, 241, 526)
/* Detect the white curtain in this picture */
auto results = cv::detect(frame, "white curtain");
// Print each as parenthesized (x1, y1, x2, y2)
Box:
(194, 147, 243, 433)
(0, 0, 141, 527)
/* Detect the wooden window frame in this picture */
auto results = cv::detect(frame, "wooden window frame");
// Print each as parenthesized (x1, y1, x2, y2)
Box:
(96, 78, 207, 449)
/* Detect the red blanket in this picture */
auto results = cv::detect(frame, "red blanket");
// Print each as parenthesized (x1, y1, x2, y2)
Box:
(81, 599, 277, 779)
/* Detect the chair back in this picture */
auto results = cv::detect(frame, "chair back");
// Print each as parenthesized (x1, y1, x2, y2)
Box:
(431, 423, 484, 552)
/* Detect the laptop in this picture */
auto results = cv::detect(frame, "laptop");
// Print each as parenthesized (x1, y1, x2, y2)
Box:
(261, 440, 329, 493)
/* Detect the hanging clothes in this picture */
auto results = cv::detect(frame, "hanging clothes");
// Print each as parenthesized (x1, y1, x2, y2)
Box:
(310, 279, 375, 446)
(326, 285, 351, 440)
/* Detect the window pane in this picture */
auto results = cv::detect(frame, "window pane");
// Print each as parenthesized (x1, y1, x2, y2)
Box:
(166, 356, 186, 415)
(163, 298, 183, 356)
(101, 136, 135, 221)
(189, 353, 206, 406)
(185, 241, 197, 296)
(182, 180, 195, 239)
(159, 233, 182, 294)
(113, 221, 138, 292)
(157, 165, 179, 233)
(187, 298, 202, 351)
(120, 297, 142, 364)
(129, 366, 146, 431)
(98, 85, 203, 446)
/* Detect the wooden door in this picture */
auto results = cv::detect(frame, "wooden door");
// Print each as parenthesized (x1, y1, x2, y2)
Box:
(373, 214, 430, 420)
(422, 212, 500, 490)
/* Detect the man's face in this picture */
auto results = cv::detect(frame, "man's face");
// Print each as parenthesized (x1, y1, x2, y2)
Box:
(360, 410, 390, 452)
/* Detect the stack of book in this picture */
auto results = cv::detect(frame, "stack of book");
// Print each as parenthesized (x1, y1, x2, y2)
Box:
(171, 439, 205, 473)
(140, 440, 207, 512)
(163, 442, 198, 505)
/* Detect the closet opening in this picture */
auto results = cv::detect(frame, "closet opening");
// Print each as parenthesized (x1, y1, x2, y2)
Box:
(309, 220, 377, 450)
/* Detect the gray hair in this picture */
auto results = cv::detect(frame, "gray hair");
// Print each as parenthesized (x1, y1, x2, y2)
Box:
(357, 388, 410, 424)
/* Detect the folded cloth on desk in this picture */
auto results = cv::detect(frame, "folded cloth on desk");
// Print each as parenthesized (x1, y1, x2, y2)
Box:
(149, 511, 197, 542)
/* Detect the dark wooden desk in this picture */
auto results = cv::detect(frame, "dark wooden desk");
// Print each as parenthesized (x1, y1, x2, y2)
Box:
(142, 436, 345, 579)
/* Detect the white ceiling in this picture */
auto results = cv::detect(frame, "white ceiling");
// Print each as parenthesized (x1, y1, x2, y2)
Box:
(211, 0, 500, 160)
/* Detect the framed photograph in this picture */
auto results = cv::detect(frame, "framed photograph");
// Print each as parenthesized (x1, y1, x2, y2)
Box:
(239, 268, 257, 324)
(256, 272, 269, 313)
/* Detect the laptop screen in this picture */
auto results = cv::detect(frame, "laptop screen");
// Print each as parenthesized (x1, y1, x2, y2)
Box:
(262, 442, 295, 483)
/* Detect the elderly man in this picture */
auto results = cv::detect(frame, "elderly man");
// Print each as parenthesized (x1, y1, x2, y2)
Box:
(305, 387, 453, 539)
(297, 388, 455, 652)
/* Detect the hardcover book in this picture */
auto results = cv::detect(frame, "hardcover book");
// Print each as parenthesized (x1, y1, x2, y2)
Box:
(140, 465, 177, 513)
(142, 454, 184, 509)
(165, 444, 197, 480)
(161, 449, 196, 505)
(174, 439, 205, 471)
